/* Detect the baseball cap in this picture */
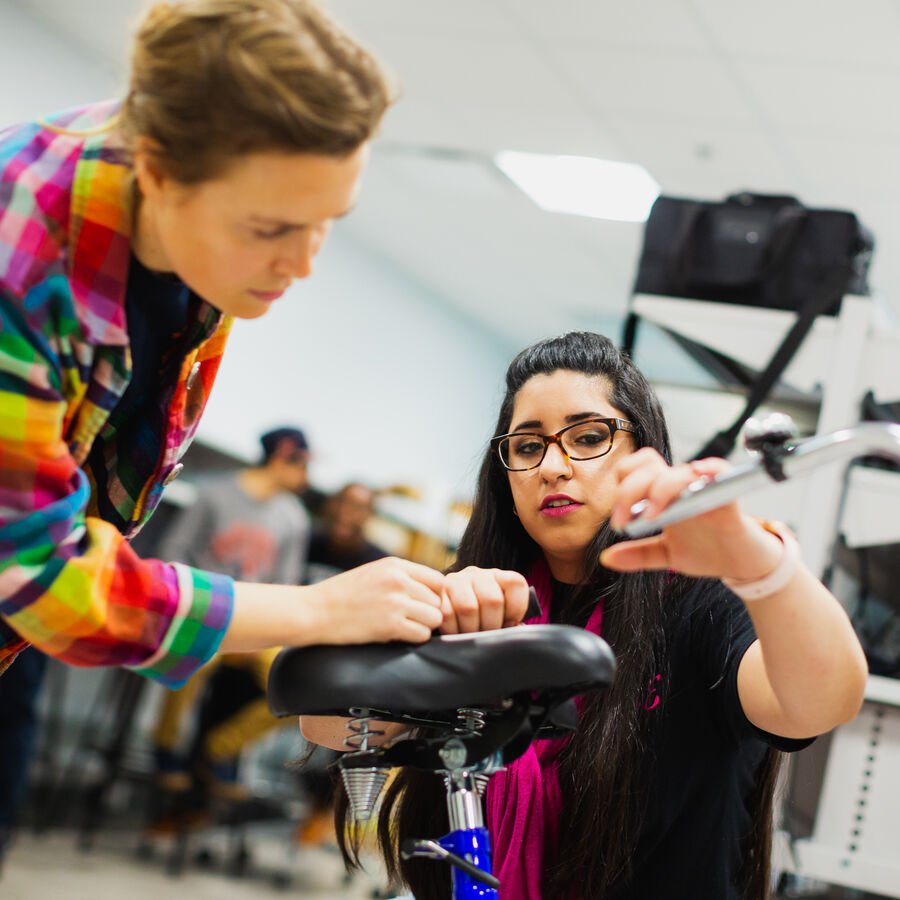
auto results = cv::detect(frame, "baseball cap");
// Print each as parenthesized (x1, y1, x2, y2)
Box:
(260, 427, 310, 461)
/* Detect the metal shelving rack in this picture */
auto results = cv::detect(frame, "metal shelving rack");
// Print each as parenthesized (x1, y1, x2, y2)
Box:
(630, 292, 900, 898)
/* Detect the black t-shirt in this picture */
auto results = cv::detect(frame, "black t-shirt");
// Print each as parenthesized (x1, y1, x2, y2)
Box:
(304, 530, 387, 583)
(115, 253, 191, 424)
(555, 577, 813, 900)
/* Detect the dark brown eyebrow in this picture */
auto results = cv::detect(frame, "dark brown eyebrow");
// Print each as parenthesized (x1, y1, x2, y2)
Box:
(511, 412, 607, 432)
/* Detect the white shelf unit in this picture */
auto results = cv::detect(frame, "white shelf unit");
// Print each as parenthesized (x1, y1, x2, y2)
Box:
(631, 293, 900, 898)
(792, 682, 900, 898)
(632, 293, 900, 575)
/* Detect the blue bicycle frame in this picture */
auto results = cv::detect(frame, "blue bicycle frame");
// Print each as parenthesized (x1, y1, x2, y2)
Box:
(401, 766, 500, 898)
(440, 826, 496, 899)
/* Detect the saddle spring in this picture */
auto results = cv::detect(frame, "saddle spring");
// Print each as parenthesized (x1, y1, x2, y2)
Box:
(341, 707, 390, 822)
(447, 707, 492, 796)
(343, 706, 386, 753)
(454, 707, 487, 738)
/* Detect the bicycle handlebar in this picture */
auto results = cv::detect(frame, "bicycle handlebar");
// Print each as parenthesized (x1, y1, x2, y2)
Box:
(622, 421, 900, 539)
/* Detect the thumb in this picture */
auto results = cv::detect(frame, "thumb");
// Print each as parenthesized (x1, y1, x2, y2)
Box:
(494, 569, 529, 625)
(494, 569, 528, 590)
(601, 536, 671, 573)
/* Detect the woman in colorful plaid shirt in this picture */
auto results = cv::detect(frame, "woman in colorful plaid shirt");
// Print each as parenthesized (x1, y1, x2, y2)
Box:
(0, 0, 530, 688)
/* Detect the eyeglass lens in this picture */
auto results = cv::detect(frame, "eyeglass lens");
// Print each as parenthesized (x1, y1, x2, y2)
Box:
(500, 420, 614, 469)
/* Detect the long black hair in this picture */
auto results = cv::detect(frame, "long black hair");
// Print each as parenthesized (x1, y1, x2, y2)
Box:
(336, 332, 779, 899)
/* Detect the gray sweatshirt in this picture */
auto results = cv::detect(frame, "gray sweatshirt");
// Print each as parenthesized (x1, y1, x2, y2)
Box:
(158, 472, 310, 585)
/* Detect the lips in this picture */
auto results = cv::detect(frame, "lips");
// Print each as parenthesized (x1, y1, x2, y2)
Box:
(250, 287, 288, 303)
(540, 494, 583, 517)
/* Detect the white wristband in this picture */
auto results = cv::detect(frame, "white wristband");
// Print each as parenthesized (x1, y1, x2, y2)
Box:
(721, 519, 800, 601)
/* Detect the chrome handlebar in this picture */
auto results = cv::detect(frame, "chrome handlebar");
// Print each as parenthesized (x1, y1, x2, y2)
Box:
(622, 420, 900, 539)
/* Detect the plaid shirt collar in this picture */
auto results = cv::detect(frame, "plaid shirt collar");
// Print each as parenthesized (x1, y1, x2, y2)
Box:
(42, 101, 226, 352)
(69, 127, 132, 347)
(45, 101, 133, 348)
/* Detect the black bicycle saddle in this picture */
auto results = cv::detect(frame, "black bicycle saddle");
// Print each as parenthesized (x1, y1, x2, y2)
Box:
(267, 624, 615, 720)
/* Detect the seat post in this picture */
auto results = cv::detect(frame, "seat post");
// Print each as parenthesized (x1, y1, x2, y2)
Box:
(446, 769, 483, 832)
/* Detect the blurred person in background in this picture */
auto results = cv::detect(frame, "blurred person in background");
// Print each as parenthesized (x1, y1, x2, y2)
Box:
(159, 426, 312, 586)
(305, 481, 387, 583)
(149, 427, 312, 813)
(298, 480, 389, 845)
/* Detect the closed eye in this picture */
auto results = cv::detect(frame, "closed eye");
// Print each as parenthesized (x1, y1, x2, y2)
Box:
(253, 225, 298, 240)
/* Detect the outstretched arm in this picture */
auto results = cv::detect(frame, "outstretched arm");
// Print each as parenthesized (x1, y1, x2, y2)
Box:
(604, 449, 867, 739)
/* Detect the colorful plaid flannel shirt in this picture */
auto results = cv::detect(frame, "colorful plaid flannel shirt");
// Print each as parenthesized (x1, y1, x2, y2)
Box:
(0, 101, 235, 687)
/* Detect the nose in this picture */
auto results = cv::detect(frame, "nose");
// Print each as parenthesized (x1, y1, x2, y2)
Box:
(274, 224, 328, 280)
(538, 439, 573, 480)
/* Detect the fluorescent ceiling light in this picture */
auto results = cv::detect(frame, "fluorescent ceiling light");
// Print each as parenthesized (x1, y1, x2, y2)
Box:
(495, 150, 660, 223)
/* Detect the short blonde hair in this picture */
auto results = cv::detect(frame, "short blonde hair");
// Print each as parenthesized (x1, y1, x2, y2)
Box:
(121, 0, 394, 183)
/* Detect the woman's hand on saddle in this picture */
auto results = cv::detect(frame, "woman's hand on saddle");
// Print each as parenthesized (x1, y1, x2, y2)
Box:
(602, 448, 783, 582)
(439, 566, 530, 634)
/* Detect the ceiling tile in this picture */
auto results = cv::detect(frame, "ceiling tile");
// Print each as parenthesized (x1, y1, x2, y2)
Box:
(323, 0, 519, 39)
(734, 59, 900, 137)
(693, 0, 900, 67)
(368, 151, 509, 201)
(455, 106, 625, 159)
(368, 33, 584, 114)
(778, 135, 900, 199)
(344, 156, 640, 343)
(553, 48, 759, 123)
(611, 119, 799, 197)
(378, 98, 474, 150)
(506, 0, 710, 51)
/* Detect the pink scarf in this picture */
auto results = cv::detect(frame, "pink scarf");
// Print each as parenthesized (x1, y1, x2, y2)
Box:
(485, 560, 603, 899)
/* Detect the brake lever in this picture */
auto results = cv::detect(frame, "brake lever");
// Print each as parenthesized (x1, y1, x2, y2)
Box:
(401, 839, 500, 890)
(525, 585, 541, 619)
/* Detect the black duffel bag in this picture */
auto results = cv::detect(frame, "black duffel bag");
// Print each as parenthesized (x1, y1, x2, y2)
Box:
(631, 192, 873, 313)
(623, 192, 875, 460)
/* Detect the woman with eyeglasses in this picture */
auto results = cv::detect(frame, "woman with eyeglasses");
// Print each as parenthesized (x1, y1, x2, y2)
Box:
(0, 0, 530, 687)
(305, 330, 866, 900)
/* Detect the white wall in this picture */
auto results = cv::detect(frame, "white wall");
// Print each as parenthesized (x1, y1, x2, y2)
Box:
(0, 4, 121, 123)
(199, 233, 514, 498)
(0, 3, 515, 505)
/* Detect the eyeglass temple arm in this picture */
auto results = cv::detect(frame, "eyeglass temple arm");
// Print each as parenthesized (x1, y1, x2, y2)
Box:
(621, 422, 900, 539)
